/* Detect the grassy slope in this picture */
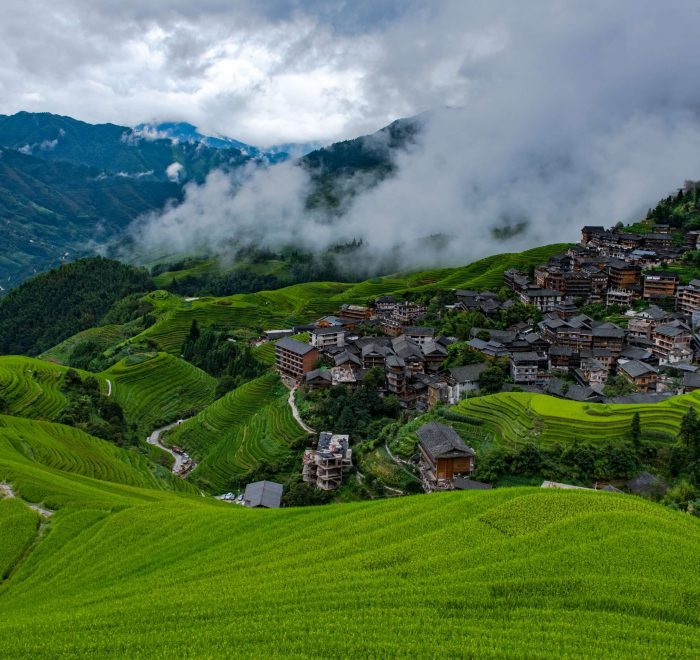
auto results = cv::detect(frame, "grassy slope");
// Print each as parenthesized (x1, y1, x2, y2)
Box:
(0, 486, 697, 657)
(101, 352, 217, 435)
(0, 356, 107, 420)
(134, 244, 569, 353)
(456, 389, 700, 448)
(0, 414, 195, 510)
(164, 372, 308, 491)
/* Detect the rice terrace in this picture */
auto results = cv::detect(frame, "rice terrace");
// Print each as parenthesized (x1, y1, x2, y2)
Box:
(3, 3, 700, 656)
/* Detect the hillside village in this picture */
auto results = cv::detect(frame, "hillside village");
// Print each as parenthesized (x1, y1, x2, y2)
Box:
(266, 219, 700, 493)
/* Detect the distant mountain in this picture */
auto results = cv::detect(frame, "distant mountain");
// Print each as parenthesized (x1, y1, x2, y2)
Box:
(0, 111, 422, 290)
(0, 112, 252, 183)
(300, 116, 424, 210)
(134, 121, 322, 161)
(0, 146, 180, 288)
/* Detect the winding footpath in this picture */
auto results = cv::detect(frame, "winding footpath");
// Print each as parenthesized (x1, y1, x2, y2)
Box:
(105, 379, 112, 398)
(288, 386, 315, 434)
(0, 482, 54, 517)
(146, 419, 195, 476)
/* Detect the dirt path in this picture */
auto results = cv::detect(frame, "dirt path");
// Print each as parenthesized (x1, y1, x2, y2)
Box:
(288, 386, 315, 434)
(147, 419, 195, 476)
(105, 379, 112, 398)
(0, 482, 54, 517)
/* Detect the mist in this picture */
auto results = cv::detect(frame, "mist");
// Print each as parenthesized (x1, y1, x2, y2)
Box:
(129, 1, 700, 275)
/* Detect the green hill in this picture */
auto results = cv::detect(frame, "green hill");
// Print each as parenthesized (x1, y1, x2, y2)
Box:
(0, 257, 153, 356)
(135, 244, 569, 353)
(0, 484, 697, 657)
(456, 389, 700, 448)
(102, 352, 217, 435)
(164, 372, 308, 491)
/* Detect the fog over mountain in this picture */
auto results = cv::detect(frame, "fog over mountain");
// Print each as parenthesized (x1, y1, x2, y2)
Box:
(3, 1, 700, 272)
(130, 1, 700, 271)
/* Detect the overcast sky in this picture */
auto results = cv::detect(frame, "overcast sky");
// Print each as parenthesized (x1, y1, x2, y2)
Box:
(0, 0, 451, 145)
(5, 1, 700, 268)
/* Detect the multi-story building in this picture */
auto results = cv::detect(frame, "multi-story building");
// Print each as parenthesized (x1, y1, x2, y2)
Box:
(627, 305, 670, 340)
(338, 304, 373, 323)
(677, 279, 700, 315)
(580, 226, 606, 244)
(302, 433, 352, 490)
(652, 322, 692, 361)
(310, 327, 346, 349)
(608, 260, 641, 289)
(510, 352, 549, 385)
(519, 287, 562, 312)
(618, 360, 658, 392)
(418, 422, 475, 486)
(275, 338, 319, 380)
(643, 271, 679, 300)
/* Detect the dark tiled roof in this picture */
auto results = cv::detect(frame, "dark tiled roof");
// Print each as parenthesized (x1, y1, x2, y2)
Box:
(417, 422, 475, 460)
(277, 337, 315, 355)
(618, 360, 657, 378)
(449, 363, 488, 383)
(244, 480, 283, 508)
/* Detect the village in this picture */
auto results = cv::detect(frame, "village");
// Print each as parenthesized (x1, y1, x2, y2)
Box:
(254, 222, 700, 499)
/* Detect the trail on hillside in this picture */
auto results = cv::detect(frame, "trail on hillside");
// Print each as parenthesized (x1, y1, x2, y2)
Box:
(288, 386, 315, 434)
(147, 419, 195, 476)
(105, 379, 112, 397)
(0, 482, 54, 517)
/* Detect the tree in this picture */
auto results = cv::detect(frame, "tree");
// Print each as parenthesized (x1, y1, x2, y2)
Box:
(630, 412, 641, 449)
(679, 408, 699, 450)
(186, 319, 200, 343)
(480, 364, 506, 394)
(603, 374, 634, 398)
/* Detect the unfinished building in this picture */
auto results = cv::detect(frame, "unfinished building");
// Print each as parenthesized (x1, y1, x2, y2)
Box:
(302, 432, 352, 490)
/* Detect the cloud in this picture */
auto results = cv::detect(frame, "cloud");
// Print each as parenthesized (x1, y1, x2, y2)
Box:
(165, 162, 185, 182)
(129, 1, 700, 272)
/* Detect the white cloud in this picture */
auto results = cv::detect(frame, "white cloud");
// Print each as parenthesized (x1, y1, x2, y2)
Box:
(165, 162, 184, 182)
(130, 1, 700, 272)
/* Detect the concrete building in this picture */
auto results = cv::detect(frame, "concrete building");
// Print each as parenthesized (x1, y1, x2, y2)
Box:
(275, 337, 319, 380)
(677, 279, 700, 315)
(310, 326, 346, 349)
(302, 432, 352, 490)
(643, 271, 679, 300)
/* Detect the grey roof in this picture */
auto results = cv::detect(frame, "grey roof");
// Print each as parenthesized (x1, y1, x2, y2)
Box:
(453, 477, 492, 490)
(449, 363, 488, 383)
(422, 340, 448, 356)
(417, 422, 475, 460)
(618, 360, 657, 378)
(602, 484, 624, 493)
(683, 371, 700, 389)
(312, 326, 345, 336)
(334, 351, 362, 367)
(244, 480, 283, 508)
(655, 324, 688, 338)
(277, 337, 316, 356)
(385, 355, 406, 368)
(625, 472, 667, 496)
(404, 326, 435, 336)
(304, 369, 332, 383)
(512, 351, 542, 363)
(621, 346, 652, 361)
(592, 325, 625, 339)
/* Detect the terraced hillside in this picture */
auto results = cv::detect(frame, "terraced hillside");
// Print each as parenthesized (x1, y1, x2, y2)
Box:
(456, 390, 700, 447)
(0, 415, 194, 510)
(135, 244, 569, 353)
(0, 485, 697, 657)
(102, 352, 217, 435)
(165, 373, 308, 491)
(0, 356, 106, 420)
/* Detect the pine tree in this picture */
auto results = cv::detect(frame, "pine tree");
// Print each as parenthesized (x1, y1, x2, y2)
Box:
(679, 408, 698, 449)
(631, 412, 641, 449)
